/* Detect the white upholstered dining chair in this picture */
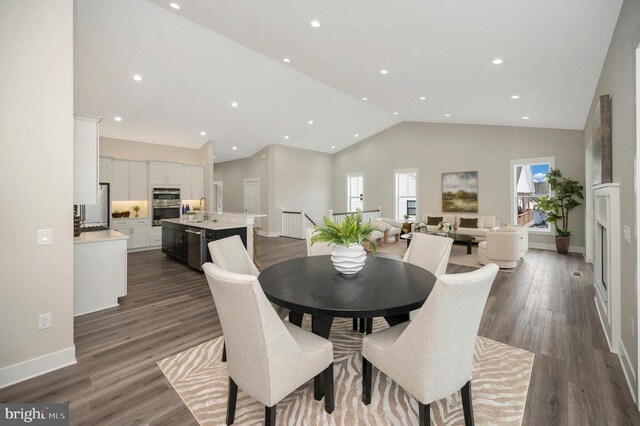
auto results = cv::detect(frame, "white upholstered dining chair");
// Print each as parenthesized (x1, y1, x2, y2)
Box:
(361, 264, 499, 426)
(203, 263, 335, 425)
(305, 227, 334, 256)
(402, 233, 453, 278)
(209, 236, 289, 361)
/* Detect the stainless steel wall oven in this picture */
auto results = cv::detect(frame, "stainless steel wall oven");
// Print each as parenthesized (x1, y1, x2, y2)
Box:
(152, 188, 180, 226)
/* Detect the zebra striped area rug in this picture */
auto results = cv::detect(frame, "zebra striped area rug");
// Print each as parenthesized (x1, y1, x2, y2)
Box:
(158, 318, 534, 425)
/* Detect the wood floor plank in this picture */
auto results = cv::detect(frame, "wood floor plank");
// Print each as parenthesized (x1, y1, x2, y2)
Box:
(0, 237, 638, 426)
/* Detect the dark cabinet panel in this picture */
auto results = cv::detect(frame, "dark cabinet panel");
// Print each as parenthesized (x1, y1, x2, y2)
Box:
(163, 222, 247, 271)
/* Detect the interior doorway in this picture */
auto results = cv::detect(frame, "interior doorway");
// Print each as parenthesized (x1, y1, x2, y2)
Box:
(213, 181, 223, 212)
(244, 178, 261, 227)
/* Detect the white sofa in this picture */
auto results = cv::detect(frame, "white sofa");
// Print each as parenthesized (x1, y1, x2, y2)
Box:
(477, 230, 520, 268)
(374, 218, 402, 243)
(419, 213, 500, 241)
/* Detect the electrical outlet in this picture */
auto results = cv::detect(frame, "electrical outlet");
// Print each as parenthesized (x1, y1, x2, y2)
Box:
(38, 313, 52, 330)
(624, 225, 631, 244)
(632, 318, 635, 338)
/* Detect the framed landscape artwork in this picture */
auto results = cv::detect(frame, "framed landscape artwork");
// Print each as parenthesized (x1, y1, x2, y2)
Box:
(442, 171, 478, 212)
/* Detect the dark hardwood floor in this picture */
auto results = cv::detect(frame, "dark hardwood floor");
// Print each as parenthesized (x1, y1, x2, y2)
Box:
(1, 236, 638, 425)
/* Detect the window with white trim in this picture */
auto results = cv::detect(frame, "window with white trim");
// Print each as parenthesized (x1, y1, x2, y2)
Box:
(510, 157, 555, 232)
(394, 169, 418, 221)
(347, 173, 364, 212)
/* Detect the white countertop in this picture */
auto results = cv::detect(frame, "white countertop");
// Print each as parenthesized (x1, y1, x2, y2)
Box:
(74, 229, 129, 244)
(209, 211, 267, 218)
(163, 218, 248, 231)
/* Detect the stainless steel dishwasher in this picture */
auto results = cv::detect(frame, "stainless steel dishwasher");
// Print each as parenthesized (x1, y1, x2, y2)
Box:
(186, 227, 203, 271)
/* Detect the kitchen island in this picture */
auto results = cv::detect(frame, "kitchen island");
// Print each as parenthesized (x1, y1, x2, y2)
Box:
(74, 229, 128, 316)
(161, 218, 248, 271)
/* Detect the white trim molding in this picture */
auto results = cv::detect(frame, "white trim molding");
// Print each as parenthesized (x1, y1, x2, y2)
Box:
(0, 346, 76, 390)
(528, 242, 584, 255)
(257, 230, 280, 237)
(619, 338, 638, 404)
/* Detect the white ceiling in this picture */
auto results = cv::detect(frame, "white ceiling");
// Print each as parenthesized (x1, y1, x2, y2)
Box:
(75, 0, 622, 163)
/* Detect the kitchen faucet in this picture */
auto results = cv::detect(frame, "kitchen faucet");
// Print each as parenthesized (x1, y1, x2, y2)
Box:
(200, 197, 209, 221)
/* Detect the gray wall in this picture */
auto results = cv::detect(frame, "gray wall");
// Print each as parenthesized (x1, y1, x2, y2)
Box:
(332, 121, 585, 248)
(271, 144, 333, 230)
(213, 146, 270, 229)
(213, 144, 333, 233)
(584, 0, 640, 382)
(0, 0, 75, 372)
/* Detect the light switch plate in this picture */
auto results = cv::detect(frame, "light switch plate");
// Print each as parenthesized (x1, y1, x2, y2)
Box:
(37, 229, 53, 245)
(624, 225, 631, 244)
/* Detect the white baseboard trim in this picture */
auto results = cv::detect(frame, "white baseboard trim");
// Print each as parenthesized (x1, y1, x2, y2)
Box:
(594, 296, 614, 352)
(528, 242, 585, 254)
(257, 231, 280, 237)
(618, 338, 638, 404)
(0, 346, 76, 390)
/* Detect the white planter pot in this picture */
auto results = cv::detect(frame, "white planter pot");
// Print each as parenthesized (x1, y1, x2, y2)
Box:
(331, 244, 366, 275)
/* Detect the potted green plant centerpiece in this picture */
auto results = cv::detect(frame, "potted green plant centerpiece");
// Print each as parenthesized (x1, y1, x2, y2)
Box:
(437, 221, 453, 236)
(311, 211, 376, 275)
(132, 205, 141, 217)
(534, 168, 584, 254)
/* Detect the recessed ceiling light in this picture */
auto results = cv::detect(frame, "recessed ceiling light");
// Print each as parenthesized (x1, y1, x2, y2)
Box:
(491, 58, 504, 65)
(200, 131, 206, 136)
(393, 112, 399, 115)
(310, 20, 320, 28)
(133, 74, 142, 81)
(419, 96, 426, 101)
(284, 135, 289, 140)
(444, 114, 451, 117)
(308, 120, 314, 125)
(380, 69, 389, 75)
(511, 95, 520, 99)
(231, 101, 238, 108)
(522, 116, 530, 120)
(362, 97, 368, 101)
(232, 146, 238, 150)
(169, 2, 180, 10)
(331, 145, 336, 149)
(354, 134, 359, 137)
(283, 58, 291, 63)
(114, 116, 122, 122)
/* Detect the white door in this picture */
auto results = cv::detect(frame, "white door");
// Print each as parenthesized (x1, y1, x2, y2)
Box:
(244, 179, 260, 226)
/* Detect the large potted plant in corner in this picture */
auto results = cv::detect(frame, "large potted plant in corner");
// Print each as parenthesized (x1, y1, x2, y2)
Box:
(311, 211, 376, 275)
(534, 168, 584, 254)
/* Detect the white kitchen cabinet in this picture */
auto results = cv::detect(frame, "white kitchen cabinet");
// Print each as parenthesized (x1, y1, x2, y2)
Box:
(112, 219, 150, 249)
(149, 161, 182, 185)
(99, 157, 112, 183)
(111, 160, 148, 201)
(181, 165, 205, 200)
(129, 161, 148, 200)
(73, 114, 101, 205)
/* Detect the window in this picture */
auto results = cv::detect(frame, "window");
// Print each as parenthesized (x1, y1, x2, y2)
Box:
(347, 173, 364, 212)
(510, 157, 555, 232)
(394, 169, 418, 221)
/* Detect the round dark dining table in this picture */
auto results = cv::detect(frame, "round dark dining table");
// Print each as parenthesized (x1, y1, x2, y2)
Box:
(259, 255, 437, 339)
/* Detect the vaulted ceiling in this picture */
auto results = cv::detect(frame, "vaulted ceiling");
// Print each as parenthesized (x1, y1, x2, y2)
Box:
(75, 0, 622, 163)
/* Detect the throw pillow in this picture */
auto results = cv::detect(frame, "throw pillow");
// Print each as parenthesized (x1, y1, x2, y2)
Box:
(459, 217, 479, 229)
(426, 216, 443, 226)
